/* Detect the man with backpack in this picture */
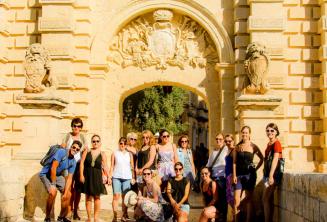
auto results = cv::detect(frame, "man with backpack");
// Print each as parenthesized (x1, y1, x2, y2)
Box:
(39, 140, 82, 222)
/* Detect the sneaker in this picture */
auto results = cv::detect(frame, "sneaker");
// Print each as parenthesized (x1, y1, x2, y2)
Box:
(44, 218, 51, 222)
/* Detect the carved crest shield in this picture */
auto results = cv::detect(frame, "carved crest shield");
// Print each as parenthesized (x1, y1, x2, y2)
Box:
(148, 30, 176, 59)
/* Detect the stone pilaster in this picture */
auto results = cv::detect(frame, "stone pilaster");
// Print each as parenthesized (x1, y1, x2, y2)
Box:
(319, 0, 327, 172)
(0, 0, 9, 151)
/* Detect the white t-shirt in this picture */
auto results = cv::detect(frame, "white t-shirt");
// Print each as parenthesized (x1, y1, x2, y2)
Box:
(206, 145, 228, 178)
(112, 150, 132, 180)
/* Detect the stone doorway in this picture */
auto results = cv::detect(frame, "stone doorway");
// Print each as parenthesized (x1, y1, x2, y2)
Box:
(94, 7, 235, 151)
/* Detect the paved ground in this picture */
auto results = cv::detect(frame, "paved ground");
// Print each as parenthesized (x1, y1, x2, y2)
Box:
(74, 191, 204, 222)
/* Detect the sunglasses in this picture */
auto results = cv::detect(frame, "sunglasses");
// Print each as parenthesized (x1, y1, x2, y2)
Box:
(130, 138, 137, 141)
(181, 140, 188, 143)
(71, 146, 81, 152)
(225, 140, 233, 143)
(266, 129, 275, 133)
(201, 172, 209, 176)
(142, 136, 149, 139)
(162, 135, 170, 138)
(175, 167, 183, 171)
(143, 172, 151, 176)
(119, 142, 126, 145)
(92, 140, 100, 143)
(73, 124, 82, 128)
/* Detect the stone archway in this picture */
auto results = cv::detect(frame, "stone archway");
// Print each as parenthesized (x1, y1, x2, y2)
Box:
(90, 4, 235, 151)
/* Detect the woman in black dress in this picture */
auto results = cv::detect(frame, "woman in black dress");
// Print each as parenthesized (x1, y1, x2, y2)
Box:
(80, 135, 108, 222)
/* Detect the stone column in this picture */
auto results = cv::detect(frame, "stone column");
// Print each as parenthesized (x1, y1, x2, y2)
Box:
(319, 0, 327, 172)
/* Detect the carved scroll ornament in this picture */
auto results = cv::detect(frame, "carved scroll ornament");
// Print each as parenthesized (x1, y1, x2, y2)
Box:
(108, 9, 218, 70)
(244, 42, 269, 94)
(24, 43, 52, 93)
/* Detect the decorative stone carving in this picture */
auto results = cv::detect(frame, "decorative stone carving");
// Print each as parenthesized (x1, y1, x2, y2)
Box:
(244, 42, 269, 94)
(108, 9, 218, 70)
(23, 43, 52, 93)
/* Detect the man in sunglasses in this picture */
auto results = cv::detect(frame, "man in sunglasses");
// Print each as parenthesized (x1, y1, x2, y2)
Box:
(39, 140, 82, 222)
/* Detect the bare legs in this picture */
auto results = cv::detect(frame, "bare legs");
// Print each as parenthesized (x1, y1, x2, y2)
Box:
(85, 195, 101, 222)
(85, 195, 92, 222)
(263, 185, 276, 222)
(46, 187, 57, 219)
(112, 193, 120, 220)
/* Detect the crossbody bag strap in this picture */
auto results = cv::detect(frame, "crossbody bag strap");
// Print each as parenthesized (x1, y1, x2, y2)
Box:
(209, 147, 224, 168)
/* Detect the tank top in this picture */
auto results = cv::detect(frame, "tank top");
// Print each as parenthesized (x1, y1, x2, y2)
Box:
(201, 180, 214, 206)
(137, 146, 154, 169)
(236, 151, 254, 176)
(169, 177, 189, 204)
(112, 150, 132, 179)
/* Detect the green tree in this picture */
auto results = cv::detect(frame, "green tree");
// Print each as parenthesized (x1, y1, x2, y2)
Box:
(123, 86, 188, 134)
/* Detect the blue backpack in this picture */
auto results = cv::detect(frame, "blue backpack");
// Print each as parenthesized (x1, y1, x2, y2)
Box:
(40, 144, 66, 166)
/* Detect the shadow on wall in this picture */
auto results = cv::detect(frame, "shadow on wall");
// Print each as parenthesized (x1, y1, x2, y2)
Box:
(24, 174, 48, 220)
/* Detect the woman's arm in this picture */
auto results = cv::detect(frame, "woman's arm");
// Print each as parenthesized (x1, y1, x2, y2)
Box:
(254, 145, 264, 171)
(178, 181, 190, 205)
(166, 181, 176, 205)
(102, 152, 109, 174)
(173, 143, 178, 164)
(109, 153, 115, 185)
(232, 148, 237, 184)
(268, 152, 280, 184)
(189, 150, 196, 177)
(141, 145, 156, 171)
(209, 181, 218, 206)
(130, 153, 135, 182)
(79, 150, 87, 183)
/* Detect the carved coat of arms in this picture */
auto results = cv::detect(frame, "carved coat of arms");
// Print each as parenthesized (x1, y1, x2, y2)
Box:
(244, 42, 269, 94)
(109, 9, 218, 70)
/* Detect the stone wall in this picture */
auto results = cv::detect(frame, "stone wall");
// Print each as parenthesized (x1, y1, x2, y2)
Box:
(275, 173, 327, 222)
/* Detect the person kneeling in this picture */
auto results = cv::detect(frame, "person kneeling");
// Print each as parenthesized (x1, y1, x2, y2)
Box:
(198, 167, 219, 222)
(167, 162, 191, 222)
(39, 141, 82, 222)
(134, 168, 164, 222)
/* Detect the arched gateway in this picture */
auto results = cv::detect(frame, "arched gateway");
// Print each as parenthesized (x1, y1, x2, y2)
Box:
(90, 2, 235, 150)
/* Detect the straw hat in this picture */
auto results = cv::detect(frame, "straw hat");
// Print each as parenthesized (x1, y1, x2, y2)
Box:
(124, 190, 138, 208)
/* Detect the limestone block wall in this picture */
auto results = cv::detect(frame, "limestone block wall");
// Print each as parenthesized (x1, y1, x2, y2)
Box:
(275, 173, 327, 221)
(283, 0, 322, 172)
(0, 0, 41, 163)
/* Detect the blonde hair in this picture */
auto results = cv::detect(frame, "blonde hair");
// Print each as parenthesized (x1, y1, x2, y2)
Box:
(142, 130, 156, 146)
(127, 132, 138, 140)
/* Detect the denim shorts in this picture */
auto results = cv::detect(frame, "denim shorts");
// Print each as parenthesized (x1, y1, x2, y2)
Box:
(39, 175, 65, 193)
(112, 178, 131, 195)
(180, 204, 190, 214)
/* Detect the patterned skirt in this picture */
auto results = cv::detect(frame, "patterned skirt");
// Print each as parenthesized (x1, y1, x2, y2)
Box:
(140, 199, 164, 222)
(226, 174, 234, 207)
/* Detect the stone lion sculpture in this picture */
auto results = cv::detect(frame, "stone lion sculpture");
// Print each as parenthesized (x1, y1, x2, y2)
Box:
(24, 43, 52, 93)
(244, 42, 269, 94)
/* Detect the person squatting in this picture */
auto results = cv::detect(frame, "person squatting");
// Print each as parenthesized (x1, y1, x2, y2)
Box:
(39, 118, 284, 222)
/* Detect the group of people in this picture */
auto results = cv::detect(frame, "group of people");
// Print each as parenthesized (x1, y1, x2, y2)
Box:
(39, 118, 283, 222)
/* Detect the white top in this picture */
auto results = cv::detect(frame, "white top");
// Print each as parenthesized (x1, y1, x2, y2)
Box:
(112, 150, 132, 179)
(206, 145, 228, 178)
(65, 134, 85, 162)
